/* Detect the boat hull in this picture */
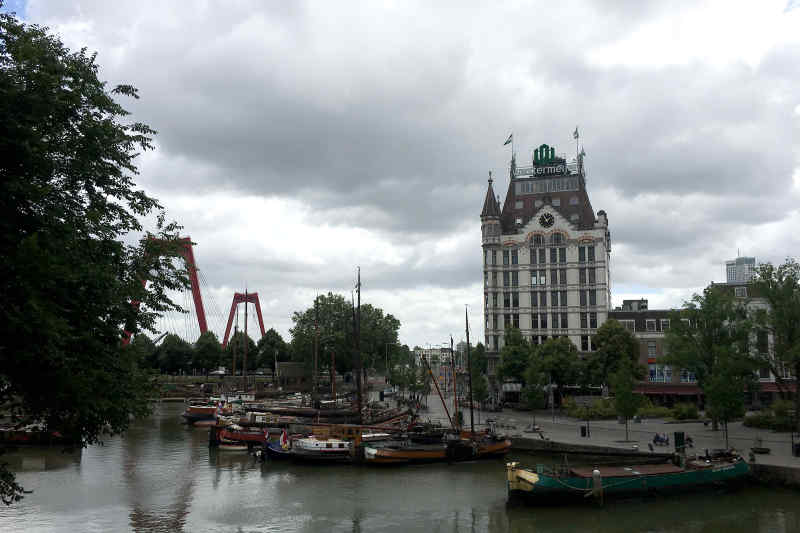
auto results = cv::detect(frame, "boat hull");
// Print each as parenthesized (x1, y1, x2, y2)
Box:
(364, 438, 511, 465)
(507, 459, 750, 503)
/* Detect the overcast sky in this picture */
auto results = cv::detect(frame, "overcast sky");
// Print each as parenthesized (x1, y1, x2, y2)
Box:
(6, 1, 800, 349)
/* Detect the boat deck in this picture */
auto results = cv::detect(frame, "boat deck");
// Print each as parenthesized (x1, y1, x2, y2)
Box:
(570, 464, 684, 478)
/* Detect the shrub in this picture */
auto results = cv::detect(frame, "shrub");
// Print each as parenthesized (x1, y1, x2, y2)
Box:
(743, 412, 775, 429)
(564, 396, 617, 420)
(745, 400, 796, 431)
(671, 403, 699, 420)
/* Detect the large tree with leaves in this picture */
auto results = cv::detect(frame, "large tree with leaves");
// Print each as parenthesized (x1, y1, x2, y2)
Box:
(289, 293, 400, 375)
(752, 259, 800, 429)
(610, 361, 642, 442)
(528, 337, 582, 405)
(662, 284, 753, 427)
(256, 328, 291, 372)
(0, 13, 186, 504)
(497, 328, 531, 385)
(193, 331, 223, 374)
(586, 318, 640, 385)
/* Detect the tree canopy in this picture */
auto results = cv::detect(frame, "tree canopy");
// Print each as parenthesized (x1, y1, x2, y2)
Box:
(497, 328, 530, 385)
(0, 13, 185, 504)
(256, 328, 291, 371)
(587, 318, 640, 385)
(529, 337, 582, 404)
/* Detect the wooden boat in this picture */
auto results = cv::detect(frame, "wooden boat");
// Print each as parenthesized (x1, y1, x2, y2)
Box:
(506, 452, 750, 503)
(182, 405, 218, 425)
(217, 440, 250, 452)
(290, 436, 352, 463)
(363, 435, 511, 464)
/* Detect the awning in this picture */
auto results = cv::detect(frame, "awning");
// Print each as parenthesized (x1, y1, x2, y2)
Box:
(634, 383, 702, 396)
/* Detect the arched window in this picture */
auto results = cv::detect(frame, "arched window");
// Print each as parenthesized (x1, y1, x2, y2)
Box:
(532, 234, 544, 247)
(550, 232, 564, 245)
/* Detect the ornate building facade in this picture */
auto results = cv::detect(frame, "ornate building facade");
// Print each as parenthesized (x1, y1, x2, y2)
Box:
(481, 143, 611, 402)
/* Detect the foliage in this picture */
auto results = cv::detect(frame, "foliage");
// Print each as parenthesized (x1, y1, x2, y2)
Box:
(130, 334, 158, 370)
(497, 328, 531, 385)
(157, 334, 193, 374)
(670, 403, 700, 420)
(289, 293, 400, 375)
(704, 363, 749, 447)
(586, 319, 640, 385)
(193, 331, 223, 374)
(471, 342, 489, 374)
(225, 331, 258, 372)
(563, 396, 617, 420)
(611, 362, 642, 441)
(636, 403, 672, 419)
(528, 337, 581, 404)
(0, 13, 186, 504)
(256, 328, 291, 372)
(743, 400, 796, 431)
(752, 259, 800, 430)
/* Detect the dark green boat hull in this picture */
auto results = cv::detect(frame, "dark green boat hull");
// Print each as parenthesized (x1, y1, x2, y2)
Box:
(509, 460, 750, 502)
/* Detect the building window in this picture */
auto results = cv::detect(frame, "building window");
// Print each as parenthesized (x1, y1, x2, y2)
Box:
(589, 290, 597, 306)
(503, 272, 510, 287)
(540, 313, 548, 329)
(511, 271, 519, 287)
(503, 250, 509, 265)
(511, 249, 518, 265)
(680, 369, 696, 383)
(552, 313, 559, 329)
(579, 268, 586, 285)
(531, 313, 538, 329)
(580, 290, 587, 307)
(559, 269, 567, 285)
(513, 314, 520, 328)
(580, 313, 587, 329)
(512, 292, 519, 307)
(570, 196, 579, 205)
(757, 331, 769, 354)
(581, 335, 589, 351)
(552, 198, 561, 207)
(649, 364, 671, 383)
(551, 269, 558, 285)
(530, 291, 538, 308)
(588, 268, 596, 284)
(550, 248, 557, 263)
(538, 248, 546, 264)
(530, 270, 537, 286)
(646, 319, 656, 332)
(560, 290, 567, 307)
(504, 314, 511, 329)
(589, 312, 597, 329)
(578, 246, 585, 263)
(538, 270, 546, 285)
(484, 250, 488, 265)
(620, 320, 635, 332)
(493, 314, 498, 329)
(561, 313, 568, 329)
(558, 248, 566, 263)
(491, 250, 497, 265)
(735, 286, 747, 298)
(515, 200, 523, 209)
(503, 293, 510, 308)
(493, 335, 499, 350)
(588, 246, 595, 262)
(648, 341, 656, 357)
(661, 319, 670, 331)
(551, 290, 559, 307)
(551, 233, 563, 245)
(492, 293, 498, 307)
(540, 292, 547, 306)
(532, 234, 543, 247)
(484, 271, 489, 287)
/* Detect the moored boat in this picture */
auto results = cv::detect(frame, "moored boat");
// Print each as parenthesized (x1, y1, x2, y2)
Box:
(506, 452, 750, 503)
(182, 405, 218, 425)
(290, 436, 352, 463)
(363, 434, 511, 465)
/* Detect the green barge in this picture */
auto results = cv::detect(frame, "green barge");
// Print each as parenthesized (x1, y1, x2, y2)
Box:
(507, 454, 750, 503)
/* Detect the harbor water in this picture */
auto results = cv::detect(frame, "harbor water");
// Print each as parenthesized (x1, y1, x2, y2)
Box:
(1, 403, 798, 532)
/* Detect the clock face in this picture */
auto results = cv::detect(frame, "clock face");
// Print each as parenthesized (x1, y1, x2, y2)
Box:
(539, 213, 555, 228)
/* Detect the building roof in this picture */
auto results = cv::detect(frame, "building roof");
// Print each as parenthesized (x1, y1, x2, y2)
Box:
(480, 176, 501, 218)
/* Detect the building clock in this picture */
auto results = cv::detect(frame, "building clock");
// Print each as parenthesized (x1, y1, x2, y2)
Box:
(539, 212, 555, 228)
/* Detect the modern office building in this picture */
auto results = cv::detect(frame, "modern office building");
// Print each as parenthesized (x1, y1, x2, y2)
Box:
(481, 142, 611, 402)
(725, 256, 756, 283)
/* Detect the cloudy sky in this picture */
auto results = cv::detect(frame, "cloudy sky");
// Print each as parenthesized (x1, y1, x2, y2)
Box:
(5, 1, 800, 349)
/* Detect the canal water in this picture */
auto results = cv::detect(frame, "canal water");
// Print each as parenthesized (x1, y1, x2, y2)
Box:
(1, 403, 798, 532)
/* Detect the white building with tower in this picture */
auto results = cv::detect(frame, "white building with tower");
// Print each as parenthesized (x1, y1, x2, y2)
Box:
(480, 141, 611, 401)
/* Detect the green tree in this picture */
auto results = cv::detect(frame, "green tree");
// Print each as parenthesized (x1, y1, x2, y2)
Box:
(256, 328, 291, 372)
(752, 259, 800, 429)
(225, 331, 258, 373)
(662, 284, 753, 427)
(130, 334, 158, 370)
(529, 337, 581, 405)
(158, 334, 193, 374)
(497, 328, 531, 385)
(705, 361, 750, 448)
(0, 13, 186, 504)
(610, 361, 642, 442)
(289, 293, 400, 375)
(471, 342, 489, 374)
(587, 319, 640, 385)
(193, 331, 222, 374)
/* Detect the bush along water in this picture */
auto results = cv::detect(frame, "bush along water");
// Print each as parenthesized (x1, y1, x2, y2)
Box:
(744, 400, 796, 431)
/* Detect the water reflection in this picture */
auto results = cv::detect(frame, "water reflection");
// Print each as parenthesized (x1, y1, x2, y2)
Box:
(1, 403, 799, 533)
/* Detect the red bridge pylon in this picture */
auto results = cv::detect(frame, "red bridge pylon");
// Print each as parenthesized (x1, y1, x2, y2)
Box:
(222, 292, 266, 347)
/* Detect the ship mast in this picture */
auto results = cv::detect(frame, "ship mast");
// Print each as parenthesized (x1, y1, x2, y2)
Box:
(466, 306, 475, 435)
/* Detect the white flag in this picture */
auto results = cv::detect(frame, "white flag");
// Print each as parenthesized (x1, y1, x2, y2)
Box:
(503, 133, 513, 146)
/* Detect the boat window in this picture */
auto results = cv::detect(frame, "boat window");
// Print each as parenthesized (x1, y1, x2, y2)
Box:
(326, 443, 332, 448)
(339, 443, 345, 448)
